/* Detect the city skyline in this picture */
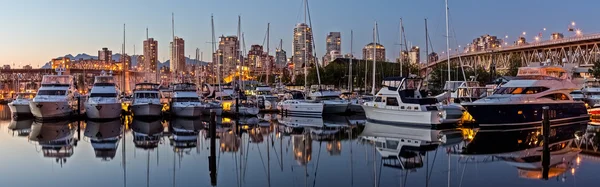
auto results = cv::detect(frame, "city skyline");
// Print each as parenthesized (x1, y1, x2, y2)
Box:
(1, 0, 598, 67)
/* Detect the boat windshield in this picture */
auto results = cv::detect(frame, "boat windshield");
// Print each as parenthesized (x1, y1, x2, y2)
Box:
(135, 93, 159, 98)
(173, 97, 200, 102)
(90, 93, 117, 98)
(403, 79, 422, 90)
(493, 87, 549, 95)
(38, 90, 67, 96)
(94, 76, 115, 85)
(135, 84, 158, 90)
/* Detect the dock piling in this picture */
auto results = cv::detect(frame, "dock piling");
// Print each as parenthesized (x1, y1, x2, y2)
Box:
(541, 106, 550, 180)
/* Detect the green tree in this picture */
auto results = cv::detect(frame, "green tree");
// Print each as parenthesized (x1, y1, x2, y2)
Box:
(589, 60, 600, 79)
(504, 55, 522, 76)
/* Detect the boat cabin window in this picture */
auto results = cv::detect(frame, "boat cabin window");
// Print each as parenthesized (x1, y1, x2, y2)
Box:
(386, 97, 399, 106)
(541, 93, 570, 100)
(385, 140, 399, 150)
(374, 97, 383, 102)
(38, 90, 67, 96)
(403, 79, 421, 90)
(135, 93, 159, 98)
(90, 93, 117, 98)
(493, 87, 549, 95)
(585, 81, 600, 88)
(173, 97, 200, 102)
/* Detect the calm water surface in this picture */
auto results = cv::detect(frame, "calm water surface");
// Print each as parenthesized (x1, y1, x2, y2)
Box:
(0, 105, 599, 187)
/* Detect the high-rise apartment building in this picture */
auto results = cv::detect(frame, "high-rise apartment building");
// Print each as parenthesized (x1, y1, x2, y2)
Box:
(409, 46, 420, 64)
(275, 48, 287, 70)
(213, 35, 241, 75)
(362, 43, 385, 61)
(98, 48, 112, 63)
(292, 23, 314, 74)
(323, 32, 341, 63)
(170, 37, 185, 73)
(143, 38, 158, 72)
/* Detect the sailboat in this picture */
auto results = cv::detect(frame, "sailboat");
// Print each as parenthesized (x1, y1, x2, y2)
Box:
(277, 0, 324, 117)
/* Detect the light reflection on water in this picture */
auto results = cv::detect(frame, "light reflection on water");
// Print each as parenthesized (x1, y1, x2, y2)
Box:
(0, 105, 599, 187)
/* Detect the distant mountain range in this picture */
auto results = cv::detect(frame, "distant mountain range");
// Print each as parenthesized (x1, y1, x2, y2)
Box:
(41, 53, 208, 69)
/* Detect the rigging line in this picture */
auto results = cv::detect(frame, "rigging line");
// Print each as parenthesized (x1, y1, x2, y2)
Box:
(377, 156, 383, 187)
(459, 160, 467, 187)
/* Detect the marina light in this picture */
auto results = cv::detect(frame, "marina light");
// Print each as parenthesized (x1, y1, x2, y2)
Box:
(576, 29, 582, 36)
(522, 32, 526, 36)
(572, 21, 576, 26)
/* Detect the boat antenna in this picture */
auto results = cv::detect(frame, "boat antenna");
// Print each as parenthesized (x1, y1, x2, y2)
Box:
(266, 22, 270, 85)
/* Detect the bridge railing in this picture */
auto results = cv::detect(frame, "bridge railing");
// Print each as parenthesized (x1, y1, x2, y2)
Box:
(423, 32, 600, 68)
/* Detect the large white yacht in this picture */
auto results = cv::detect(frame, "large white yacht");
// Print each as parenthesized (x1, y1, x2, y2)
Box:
(131, 83, 163, 117)
(170, 83, 206, 117)
(307, 86, 350, 114)
(362, 75, 464, 126)
(29, 69, 80, 120)
(462, 65, 589, 127)
(85, 74, 121, 120)
(582, 79, 600, 107)
(8, 92, 36, 118)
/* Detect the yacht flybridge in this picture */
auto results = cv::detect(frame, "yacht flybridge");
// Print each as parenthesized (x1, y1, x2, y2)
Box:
(362, 75, 463, 126)
(29, 68, 79, 120)
(85, 73, 122, 120)
(170, 83, 206, 118)
(462, 65, 589, 127)
(131, 83, 163, 117)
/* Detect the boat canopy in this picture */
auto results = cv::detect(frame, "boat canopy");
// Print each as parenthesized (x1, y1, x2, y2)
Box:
(516, 66, 568, 79)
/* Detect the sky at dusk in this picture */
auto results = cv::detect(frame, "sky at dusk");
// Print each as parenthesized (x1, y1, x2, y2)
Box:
(0, 0, 598, 67)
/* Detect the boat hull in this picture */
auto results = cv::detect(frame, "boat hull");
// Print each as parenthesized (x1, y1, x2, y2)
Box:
(85, 102, 122, 119)
(362, 105, 445, 126)
(171, 106, 205, 117)
(131, 103, 163, 117)
(463, 102, 589, 127)
(322, 100, 349, 114)
(29, 101, 74, 119)
(9, 103, 32, 117)
(279, 101, 324, 117)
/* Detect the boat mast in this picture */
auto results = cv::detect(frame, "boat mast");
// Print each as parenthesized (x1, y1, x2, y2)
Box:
(237, 15, 241, 90)
(303, 0, 308, 98)
(172, 12, 176, 84)
(425, 19, 429, 66)
(445, 0, 451, 82)
(211, 15, 222, 101)
(371, 22, 377, 95)
(400, 18, 409, 76)
(349, 30, 353, 92)
(306, 0, 321, 89)
(122, 23, 126, 92)
(266, 23, 270, 85)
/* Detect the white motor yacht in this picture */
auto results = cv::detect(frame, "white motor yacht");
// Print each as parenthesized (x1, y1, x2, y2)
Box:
(277, 90, 324, 117)
(131, 83, 163, 117)
(462, 65, 589, 127)
(29, 69, 80, 120)
(582, 79, 600, 107)
(85, 74, 122, 120)
(170, 83, 206, 117)
(252, 85, 278, 110)
(308, 88, 350, 114)
(8, 92, 36, 118)
(362, 76, 463, 126)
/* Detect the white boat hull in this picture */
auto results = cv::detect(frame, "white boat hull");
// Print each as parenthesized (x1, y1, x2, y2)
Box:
(279, 100, 324, 117)
(29, 101, 74, 119)
(362, 105, 445, 126)
(171, 106, 205, 117)
(131, 103, 162, 117)
(9, 103, 31, 116)
(85, 102, 122, 119)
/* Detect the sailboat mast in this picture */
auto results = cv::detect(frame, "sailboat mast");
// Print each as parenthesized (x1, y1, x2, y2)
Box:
(211, 15, 222, 97)
(122, 23, 126, 92)
(445, 0, 451, 82)
(172, 12, 176, 82)
(303, 0, 308, 97)
(266, 23, 270, 85)
(237, 15, 241, 90)
(371, 22, 377, 95)
(399, 19, 403, 77)
(400, 18, 409, 76)
(349, 30, 353, 92)
(425, 19, 429, 65)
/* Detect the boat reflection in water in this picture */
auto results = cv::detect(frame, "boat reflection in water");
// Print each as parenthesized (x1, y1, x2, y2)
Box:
(8, 118, 34, 137)
(28, 120, 77, 166)
(84, 119, 122, 160)
(360, 121, 463, 170)
(170, 118, 203, 150)
(131, 119, 164, 150)
(453, 122, 587, 180)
